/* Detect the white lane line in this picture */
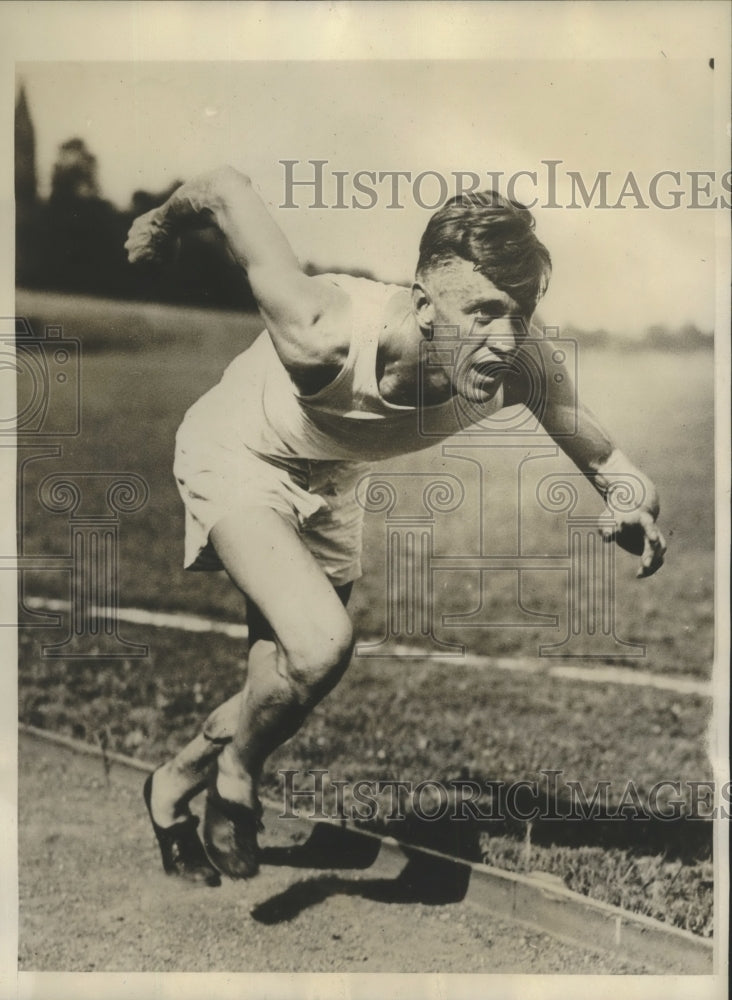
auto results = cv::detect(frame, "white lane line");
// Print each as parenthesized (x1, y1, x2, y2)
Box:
(24, 596, 249, 639)
(380, 643, 710, 697)
(23, 596, 711, 698)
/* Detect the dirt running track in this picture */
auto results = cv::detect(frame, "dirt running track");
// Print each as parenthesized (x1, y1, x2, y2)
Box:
(17, 733, 651, 974)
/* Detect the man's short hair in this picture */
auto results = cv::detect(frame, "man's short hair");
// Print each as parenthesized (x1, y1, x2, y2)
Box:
(417, 191, 552, 315)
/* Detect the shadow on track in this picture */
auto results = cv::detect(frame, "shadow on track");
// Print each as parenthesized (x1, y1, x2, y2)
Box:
(254, 831, 471, 924)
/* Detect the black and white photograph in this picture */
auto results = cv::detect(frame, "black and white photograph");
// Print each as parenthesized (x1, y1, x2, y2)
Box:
(2, 3, 729, 997)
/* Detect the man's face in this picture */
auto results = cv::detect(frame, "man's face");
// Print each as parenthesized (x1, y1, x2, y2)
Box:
(413, 258, 532, 404)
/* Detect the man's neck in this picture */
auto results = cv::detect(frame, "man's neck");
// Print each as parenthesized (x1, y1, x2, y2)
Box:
(377, 289, 453, 407)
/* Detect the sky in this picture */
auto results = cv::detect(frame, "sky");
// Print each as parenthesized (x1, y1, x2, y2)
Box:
(18, 56, 722, 336)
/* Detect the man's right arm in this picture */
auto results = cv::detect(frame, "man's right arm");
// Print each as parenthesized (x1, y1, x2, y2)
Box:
(124, 167, 350, 379)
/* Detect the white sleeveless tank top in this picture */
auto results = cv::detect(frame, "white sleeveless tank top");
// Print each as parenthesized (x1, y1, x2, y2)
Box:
(196, 273, 503, 464)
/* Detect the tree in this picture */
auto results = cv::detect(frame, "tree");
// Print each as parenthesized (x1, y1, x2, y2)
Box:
(50, 138, 100, 202)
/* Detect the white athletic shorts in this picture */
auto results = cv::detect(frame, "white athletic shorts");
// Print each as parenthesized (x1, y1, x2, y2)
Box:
(173, 405, 368, 587)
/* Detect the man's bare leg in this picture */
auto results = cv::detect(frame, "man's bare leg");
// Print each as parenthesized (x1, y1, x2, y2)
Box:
(147, 693, 241, 826)
(149, 582, 352, 827)
(149, 507, 354, 877)
(201, 509, 354, 876)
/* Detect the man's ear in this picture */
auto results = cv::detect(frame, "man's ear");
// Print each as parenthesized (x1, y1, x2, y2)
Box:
(411, 280, 435, 335)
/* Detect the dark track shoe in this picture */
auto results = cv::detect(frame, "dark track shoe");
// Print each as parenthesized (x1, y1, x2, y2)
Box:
(202, 785, 264, 879)
(143, 771, 221, 887)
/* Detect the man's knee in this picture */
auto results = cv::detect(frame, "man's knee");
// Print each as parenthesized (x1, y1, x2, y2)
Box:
(285, 614, 354, 703)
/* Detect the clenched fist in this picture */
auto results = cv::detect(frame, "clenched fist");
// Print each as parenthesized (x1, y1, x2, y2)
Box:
(125, 209, 180, 266)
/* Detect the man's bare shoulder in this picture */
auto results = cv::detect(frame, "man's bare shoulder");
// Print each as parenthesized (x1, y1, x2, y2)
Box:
(281, 273, 397, 394)
(265, 273, 354, 393)
(305, 272, 402, 362)
(301, 273, 356, 364)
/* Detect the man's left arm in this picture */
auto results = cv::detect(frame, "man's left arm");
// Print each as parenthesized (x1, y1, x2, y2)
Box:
(503, 335, 667, 578)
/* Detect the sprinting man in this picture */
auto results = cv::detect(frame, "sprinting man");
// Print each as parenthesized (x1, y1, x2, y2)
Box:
(125, 166, 666, 885)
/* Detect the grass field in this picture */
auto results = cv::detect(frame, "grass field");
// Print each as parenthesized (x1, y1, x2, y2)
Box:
(15, 290, 719, 937)
(15, 290, 715, 675)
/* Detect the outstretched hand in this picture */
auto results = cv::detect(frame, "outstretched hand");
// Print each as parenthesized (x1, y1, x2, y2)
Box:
(124, 209, 179, 267)
(599, 508, 667, 578)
